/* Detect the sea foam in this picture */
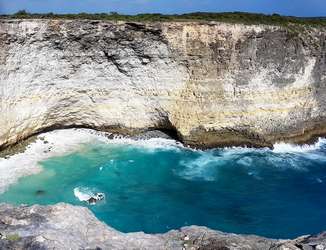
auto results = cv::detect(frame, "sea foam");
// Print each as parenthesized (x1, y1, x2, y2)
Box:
(73, 187, 93, 202)
(273, 138, 326, 153)
(0, 129, 110, 193)
(177, 152, 221, 181)
(0, 128, 325, 192)
(0, 129, 183, 193)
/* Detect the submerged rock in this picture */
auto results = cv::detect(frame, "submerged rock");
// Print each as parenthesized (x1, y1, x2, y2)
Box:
(0, 203, 324, 250)
(87, 197, 97, 205)
(73, 187, 106, 206)
(35, 190, 46, 196)
(87, 193, 105, 205)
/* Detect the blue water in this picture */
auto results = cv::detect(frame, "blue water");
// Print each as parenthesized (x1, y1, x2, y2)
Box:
(0, 139, 326, 239)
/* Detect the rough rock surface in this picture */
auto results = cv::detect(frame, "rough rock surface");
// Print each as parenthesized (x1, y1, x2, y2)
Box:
(1, 19, 326, 149)
(0, 203, 324, 250)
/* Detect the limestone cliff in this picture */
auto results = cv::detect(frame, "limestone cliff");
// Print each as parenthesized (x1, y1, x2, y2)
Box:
(1, 19, 326, 148)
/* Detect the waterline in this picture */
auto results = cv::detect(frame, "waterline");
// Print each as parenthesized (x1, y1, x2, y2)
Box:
(0, 129, 325, 238)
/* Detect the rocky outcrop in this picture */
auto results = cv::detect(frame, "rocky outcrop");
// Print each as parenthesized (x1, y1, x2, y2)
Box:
(0, 203, 324, 250)
(1, 19, 326, 148)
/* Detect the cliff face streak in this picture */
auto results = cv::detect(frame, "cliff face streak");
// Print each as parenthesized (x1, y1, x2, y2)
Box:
(1, 19, 326, 148)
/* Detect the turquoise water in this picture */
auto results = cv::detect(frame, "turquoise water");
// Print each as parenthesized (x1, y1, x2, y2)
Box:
(0, 139, 326, 238)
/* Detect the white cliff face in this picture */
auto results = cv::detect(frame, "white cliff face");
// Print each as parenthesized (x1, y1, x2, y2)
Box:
(0, 19, 326, 148)
(0, 20, 188, 148)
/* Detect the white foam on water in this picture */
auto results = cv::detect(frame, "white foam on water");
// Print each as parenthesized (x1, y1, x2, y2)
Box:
(177, 152, 222, 181)
(236, 156, 253, 167)
(1, 128, 325, 191)
(214, 137, 326, 156)
(316, 178, 323, 183)
(271, 138, 326, 164)
(0, 129, 111, 193)
(247, 170, 262, 180)
(0, 128, 184, 193)
(106, 137, 184, 152)
(73, 187, 93, 202)
(273, 138, 326, 153)
(266, 155, 308, 171)
(73, 187, 105, 205)
(176, 138, 326, 181)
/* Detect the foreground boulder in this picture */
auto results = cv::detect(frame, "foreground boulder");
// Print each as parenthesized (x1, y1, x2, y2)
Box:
(0, 203, 324, 250)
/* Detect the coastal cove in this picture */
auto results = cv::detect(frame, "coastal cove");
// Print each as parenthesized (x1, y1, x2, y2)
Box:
(0, 16, 326, 249)
(0, 129, 325, 240)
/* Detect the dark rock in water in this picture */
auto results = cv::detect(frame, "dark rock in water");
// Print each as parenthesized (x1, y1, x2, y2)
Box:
(87, 192, 105, 205)
(131, 130, 174, 140)
(114, 170, 121, 176)
(118, 195, 129, 200)
(87, 197, 97, 205)
(95, 193, 105, 200)
(35, 190, 45, 196)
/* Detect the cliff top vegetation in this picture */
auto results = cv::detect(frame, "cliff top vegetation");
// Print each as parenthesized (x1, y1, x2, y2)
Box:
(1, 10, 326, 27)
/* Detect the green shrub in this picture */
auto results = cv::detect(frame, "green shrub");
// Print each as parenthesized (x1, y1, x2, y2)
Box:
(1, 11, 326, 27)
(6, 234, 20, 241)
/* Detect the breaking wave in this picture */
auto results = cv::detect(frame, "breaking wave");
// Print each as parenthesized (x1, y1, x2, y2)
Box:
(273, 138, 326, 153)
(74, 187, 94, 202)
(0, 128, 326, 191)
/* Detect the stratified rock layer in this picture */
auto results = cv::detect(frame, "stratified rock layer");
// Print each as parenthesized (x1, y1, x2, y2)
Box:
(1, 19, 326, 148)
(0, 203, 324, 250)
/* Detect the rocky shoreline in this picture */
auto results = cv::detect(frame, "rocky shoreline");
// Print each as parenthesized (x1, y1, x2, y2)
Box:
(0, 203, 324, 250)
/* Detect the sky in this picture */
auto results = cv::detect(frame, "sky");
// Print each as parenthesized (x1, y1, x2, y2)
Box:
(0, 0, 325, 17)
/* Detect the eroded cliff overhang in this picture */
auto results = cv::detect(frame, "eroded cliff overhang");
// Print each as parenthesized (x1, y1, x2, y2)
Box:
(0, 19, 326, 148)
